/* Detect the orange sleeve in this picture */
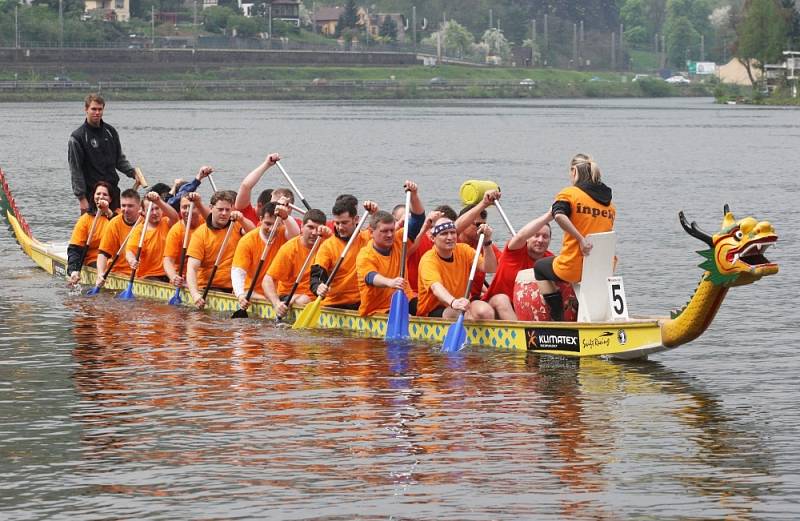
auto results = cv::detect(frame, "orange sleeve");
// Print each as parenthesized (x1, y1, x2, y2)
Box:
(266, 238, 298, 294)
(69, 214, 89, 246)
(164, 222, 185, 261)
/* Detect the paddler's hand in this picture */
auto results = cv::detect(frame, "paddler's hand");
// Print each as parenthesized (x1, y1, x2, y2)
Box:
(363, 200, 378, 214)
(196, 165, 213, 181)
(477, 223, 493, 242)
(275, 202, 290, 220)
(403, 180, 418, 193)
(67, 271, 81, 287)
(451, 297, 470, 312)
(316, 282, 329, 298)
(187, 192, 202, 203)
(580, 237, 593, 256)
(96, 199, 112, 218)
(170, 274, 185, 287)
(127, 255, 139, 271)
(95, 274, 106, 288)
(237, 294, 250, 310)
(274, 300, 289, 318)
(316, 225, 333, 239)
(424, 210, 443, 231)
(266, 153, 281, 166)
(230, 211, 243, 222)
(482, 189, 501, 207)
(145, 191, 161, 203)
(192, 292, 206, 310)
(388, 277, 406, 290)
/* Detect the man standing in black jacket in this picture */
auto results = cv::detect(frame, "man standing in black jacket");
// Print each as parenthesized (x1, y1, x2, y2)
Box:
(68, 93, 141, 213)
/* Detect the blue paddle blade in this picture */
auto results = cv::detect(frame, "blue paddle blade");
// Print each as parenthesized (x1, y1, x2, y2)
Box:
(385, 290, 410, 340)
(441, 314, 467, 352)
(117, 283, 135, 300)
(85, 286, 101, 296)
(168, 287, 182, 306)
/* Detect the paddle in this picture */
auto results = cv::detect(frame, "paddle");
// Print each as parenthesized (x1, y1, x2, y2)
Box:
(385, 189, 412, 340)
(86, 216, 143, 295)
(199, 218, 236, 306)
(118, 202, 154, 300)
(293, 211, 371, 330)
(276, 235, 322, 323)
(275, 161, 312, 211)
(71, 209, 101, 286)
(494, 200, 517, 236)
(232, 215, 282, 319)
(208, 174, 219, 193)
(168, 200, 194, 306)
(441, 233, 486, 353)
(132, 167, 149, 191)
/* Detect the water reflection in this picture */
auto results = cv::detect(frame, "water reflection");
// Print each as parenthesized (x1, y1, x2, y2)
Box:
(59, 297, 776, 518)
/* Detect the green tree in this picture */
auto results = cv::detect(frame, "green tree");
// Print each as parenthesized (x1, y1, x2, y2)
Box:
(735, 0, 790, 85)
(423, 19, 474, 56)
(228, 14, 259, 37)
(379, 15, 397, 41)
(203, 5, 236, 34)
(335, 0, 358, 37)
(665, 15, 699, 67)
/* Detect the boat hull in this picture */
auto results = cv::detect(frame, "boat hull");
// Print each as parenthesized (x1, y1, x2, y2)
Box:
(0, 168, 669, 359)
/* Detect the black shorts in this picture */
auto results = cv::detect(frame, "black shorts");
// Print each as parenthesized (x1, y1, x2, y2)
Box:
(534, 256, 565, 283)
(427, 306, 446, 318)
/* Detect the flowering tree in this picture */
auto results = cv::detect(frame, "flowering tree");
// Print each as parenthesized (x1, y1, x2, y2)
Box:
(482, 28, 511, 62)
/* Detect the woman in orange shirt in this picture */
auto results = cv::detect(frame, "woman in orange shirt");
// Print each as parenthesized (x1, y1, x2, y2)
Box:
(534, 154, 615, 321)
(67, 181, 116, 286)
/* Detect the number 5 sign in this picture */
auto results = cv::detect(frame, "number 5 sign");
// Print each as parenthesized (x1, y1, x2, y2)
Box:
(607, 276, 629, 320)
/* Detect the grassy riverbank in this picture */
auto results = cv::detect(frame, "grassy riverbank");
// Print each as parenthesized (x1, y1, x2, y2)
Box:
(0, 65, 713, 102)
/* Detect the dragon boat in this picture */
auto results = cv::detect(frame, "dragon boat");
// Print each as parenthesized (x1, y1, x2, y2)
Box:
(0, 167, 779, 360)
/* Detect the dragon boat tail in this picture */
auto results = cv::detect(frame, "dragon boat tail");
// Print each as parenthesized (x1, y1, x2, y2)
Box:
(0, 167, 779, 359)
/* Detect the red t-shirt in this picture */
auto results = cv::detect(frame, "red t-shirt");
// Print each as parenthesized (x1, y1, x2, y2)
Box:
(484, 243, 553, 300)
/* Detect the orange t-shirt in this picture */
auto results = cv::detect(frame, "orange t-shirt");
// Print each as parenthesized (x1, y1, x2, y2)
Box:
(416, 243, 481, 317)
(265, 236, 317, 298)
(69, 211, 112, 267)
(552, 186, 616, 283)
(98, 214, 137, 276)
(187, 220, 245, 289)
(232, 225, 289, 292)
(164, 220, 200, 263)
(355, 229, 414, 316)
(127, 217, 171, 278)
(314, 229, 371, 306)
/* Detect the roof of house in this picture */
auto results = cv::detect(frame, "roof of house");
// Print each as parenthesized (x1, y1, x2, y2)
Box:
(314, 6, 343, 22)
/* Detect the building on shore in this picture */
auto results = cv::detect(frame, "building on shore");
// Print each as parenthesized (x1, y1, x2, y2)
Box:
(84, 0, 130, 22)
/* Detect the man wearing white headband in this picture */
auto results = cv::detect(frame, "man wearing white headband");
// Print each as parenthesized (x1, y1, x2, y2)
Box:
(416, 217, 498, 320)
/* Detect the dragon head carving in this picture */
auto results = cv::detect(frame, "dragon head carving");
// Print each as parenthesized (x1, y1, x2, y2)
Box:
(679, 204, 778, 287)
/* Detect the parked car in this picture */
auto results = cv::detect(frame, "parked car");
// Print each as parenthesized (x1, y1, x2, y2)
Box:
(519, 78, 536, 86)
(665, 75, 690, 85)
(428, 77, 448, 85)
(632, 74, 650, 82)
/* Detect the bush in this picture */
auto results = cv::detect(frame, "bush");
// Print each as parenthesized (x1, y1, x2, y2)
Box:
(637, 78, 671, 97)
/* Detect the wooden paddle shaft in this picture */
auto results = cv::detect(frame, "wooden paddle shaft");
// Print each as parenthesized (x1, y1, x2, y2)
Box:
(102, 216, 142, 278)
(283, 235, 321, 304)
(324, 211, 370, 286)
(275, 162, 311, 210)
(244, 216, 282, 302)
(175, 200, 194, 278)
(76, 210, 101, 272)
(399, 190, 412, 279)
(201, 219, 236, 301)
(127, 202, 154, 284)
(462, 233, 486, 300)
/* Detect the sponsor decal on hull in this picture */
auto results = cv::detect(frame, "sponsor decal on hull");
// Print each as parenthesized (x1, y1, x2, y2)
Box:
(525, 327, 580, 352)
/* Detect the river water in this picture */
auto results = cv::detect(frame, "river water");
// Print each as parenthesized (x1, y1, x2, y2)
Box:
(1, 98, 798, 519)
